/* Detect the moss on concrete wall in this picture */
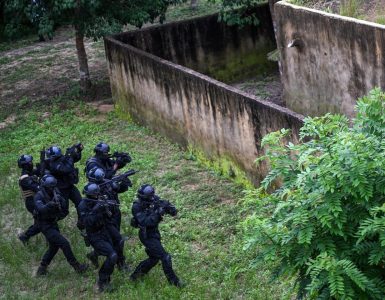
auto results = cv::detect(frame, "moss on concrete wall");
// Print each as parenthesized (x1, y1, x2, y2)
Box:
(113, 4, 277, 85)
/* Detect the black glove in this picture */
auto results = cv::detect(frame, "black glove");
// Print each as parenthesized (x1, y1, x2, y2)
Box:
(122, 177, 132, 188)
(115, 157, 126, 169)
(75, 143, 84, 152)
(167, 205, 178, 217)
(46, 201, 60, 211)
(92, 202, 105, 213)
(77, 220, 85, 230)
(155, 206, 165, 216)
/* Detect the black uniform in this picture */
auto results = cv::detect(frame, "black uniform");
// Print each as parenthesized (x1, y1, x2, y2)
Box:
(90, 179, 130, 266)
(34, 188, 80, 268)
(86, 156, 117, 180)
(130, 196, 180, 285)
(47, 152, 82, 224)
(18, 169, 40, 240)
(79, 198, 118, 287)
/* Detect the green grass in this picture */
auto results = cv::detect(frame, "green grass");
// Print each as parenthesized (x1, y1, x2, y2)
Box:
(166, 0, 221, 21)
(0, 2, 294, 297)
(0, 101, 294, 299)
(0, 34, 37, 52)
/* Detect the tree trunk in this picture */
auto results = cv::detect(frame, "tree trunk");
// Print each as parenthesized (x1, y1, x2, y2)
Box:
(191, 0, 198, 10)
(75, 30, 92, 92)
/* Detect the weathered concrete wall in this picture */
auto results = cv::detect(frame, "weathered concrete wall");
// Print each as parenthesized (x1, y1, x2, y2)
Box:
(104, 37, 304, 184)
(275, 2, 385, 118)
(114, 5, 277, 84)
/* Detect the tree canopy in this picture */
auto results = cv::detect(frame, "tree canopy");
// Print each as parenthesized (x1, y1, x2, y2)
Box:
(214, 0, 266, 26)
(2, 0, 184, 89)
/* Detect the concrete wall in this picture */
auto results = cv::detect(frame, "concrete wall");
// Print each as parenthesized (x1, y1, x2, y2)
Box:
(105, 10, 304, 183)
(114, 5, 277, 84)
(275, 2, 385, 118)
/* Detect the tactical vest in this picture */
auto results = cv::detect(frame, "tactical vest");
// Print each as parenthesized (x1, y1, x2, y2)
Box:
(19, 174, 37, 200)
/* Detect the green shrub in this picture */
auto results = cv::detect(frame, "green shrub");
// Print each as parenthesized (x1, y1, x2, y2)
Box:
(243, 88, 385, 299)
(340, 0, 360, 18)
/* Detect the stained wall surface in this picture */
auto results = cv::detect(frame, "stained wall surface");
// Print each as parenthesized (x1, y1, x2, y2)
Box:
(275, 1, 385, 118)
(105, 5, 304, 183)
(113, 6, 277, 84)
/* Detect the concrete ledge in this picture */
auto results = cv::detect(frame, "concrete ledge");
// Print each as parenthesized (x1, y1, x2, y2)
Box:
(276, 1, 385, 118)
(105, 5, 304, 184)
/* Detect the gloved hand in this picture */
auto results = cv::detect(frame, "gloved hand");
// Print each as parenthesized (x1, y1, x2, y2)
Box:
(46, 201, 60, 211)
(92, 202, 106, 213)
(76, 143, 84, 152)
(115, 157, 126, 169)
(168, 205, 178, 217)
(122, 177, 132, 188)
(155, 206, 165, 216)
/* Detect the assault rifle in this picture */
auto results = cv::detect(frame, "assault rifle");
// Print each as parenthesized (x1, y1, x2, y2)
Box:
(153, 198, 177, 217)
(52, 188, 69, 220)
(65, 142, 83, 157)
(87, 198, 120, 218)
(37, 148, 48, 177)
(99, 169, 138, 188)
(109, 151, 131, 167)
(52, 188, 63, 211)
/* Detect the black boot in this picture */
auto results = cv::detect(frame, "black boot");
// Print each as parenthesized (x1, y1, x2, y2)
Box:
(98, 280, 113, 293)
(172, 279, 185, 288)
(129, 271, 142, 282)
(86, 251, 99, 269)
(117, 259, 131, 272)
(71, 262, 89, 274)
(18, 233, 29, 245)
(36, 265, 48, 276)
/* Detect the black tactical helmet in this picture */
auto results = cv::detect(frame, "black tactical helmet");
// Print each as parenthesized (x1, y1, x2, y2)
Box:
(46, 146, 62, 159)
(83, 183, 101, 197)
(87, 167, 105, 183)
(137, 184, 155, 200)
(94, 142, 110, 156)
(17, 154, 33, 168)
(40, 175, 57, 188)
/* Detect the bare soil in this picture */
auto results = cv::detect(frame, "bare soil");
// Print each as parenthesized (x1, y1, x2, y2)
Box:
(232, 70, 284, 107)
(0, 26, 111, 120)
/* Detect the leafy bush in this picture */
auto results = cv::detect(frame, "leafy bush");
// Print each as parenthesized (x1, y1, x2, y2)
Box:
(213, 0, 266, 27)
(244, 88, 385, 299)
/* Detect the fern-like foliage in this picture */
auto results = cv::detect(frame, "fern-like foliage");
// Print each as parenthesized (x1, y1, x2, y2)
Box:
(244, 89, 385, 299)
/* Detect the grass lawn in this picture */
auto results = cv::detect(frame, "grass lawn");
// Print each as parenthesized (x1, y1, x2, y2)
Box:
(0, 101, 293, 299)
(0, 1, 294, 298)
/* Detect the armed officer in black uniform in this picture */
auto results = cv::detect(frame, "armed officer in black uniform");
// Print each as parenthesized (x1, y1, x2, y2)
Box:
(79, 183, 119, 292)
(34, 175, 88, 275)
(130, 184, 182, 287)
(45, 144, 83, 228)
(85, 143, 131, 231)
(86, 167, 131, 271)
(85, 142, 131, 180)
(17, 154, 41, 244)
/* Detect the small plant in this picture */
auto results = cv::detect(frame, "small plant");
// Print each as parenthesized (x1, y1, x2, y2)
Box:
(375, 15, 385, 25)
(340, 0, 360, 18)
(244, 89, 385, 299)
(17, 96, 29, 107)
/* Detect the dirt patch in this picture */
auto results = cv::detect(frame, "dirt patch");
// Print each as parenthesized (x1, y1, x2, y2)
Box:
(90, 103, 114, 114)
(232, 70, 284, 106)
(0, 114, 16, 129)
(0, 27, 111, 120)
(191, 241, 209, 255)
(217, 197, 236, 205)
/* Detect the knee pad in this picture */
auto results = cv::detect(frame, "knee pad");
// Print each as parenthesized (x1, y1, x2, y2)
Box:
(162, 253, 172, 265)
(109, 252, 118, 265)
